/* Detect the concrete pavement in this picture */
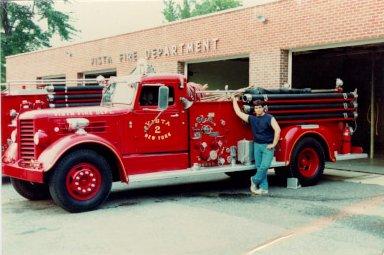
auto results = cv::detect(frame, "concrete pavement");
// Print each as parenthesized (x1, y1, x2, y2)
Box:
(2, 169, 384, 255)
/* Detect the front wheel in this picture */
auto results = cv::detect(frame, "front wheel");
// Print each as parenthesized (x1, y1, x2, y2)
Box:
(288, 137, 325, 186)
(10, 178, 50, 200)
(48, 149, 112, 213)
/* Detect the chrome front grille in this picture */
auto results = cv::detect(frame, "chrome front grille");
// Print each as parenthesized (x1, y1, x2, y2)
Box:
(19, 120, 35, 161)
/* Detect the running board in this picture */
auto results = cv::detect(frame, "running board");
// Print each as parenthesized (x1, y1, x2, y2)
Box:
(335, 153, 368, 161)
(129, 160, 286, 183)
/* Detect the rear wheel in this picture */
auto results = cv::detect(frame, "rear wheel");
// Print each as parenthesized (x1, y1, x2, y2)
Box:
(48, 149, 112, 213)
(288, 137, 325, 186)
(10, 178, 50, 200)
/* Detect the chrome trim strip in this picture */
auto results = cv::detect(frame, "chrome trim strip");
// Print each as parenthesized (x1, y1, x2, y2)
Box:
(335, 153, 368, 161)
(300, 124, 319, 129)
(129, 160, 286, 183)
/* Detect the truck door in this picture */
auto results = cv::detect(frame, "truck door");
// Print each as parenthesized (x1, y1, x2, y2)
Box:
(127, 83, 188, 155)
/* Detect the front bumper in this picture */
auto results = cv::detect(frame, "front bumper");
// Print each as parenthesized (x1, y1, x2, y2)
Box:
(2, 163, 44, 183)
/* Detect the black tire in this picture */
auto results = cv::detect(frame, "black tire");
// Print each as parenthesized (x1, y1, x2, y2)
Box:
(274, 167, 289, 178)
(10, 178, 50, 200)
(288, 137, 325, 186)
(274, 167, 289, 185)
(48, 149, 112, 213)
(225, 170, 256, 179)
(272, 167, 290, 187)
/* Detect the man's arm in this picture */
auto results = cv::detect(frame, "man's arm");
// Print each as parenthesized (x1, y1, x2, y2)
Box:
(232, 97, 249, 123)
(267, 117, 281, 149)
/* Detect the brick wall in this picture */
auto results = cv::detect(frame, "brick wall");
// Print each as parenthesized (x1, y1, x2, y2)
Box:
(177, 62, 185, 75)
(6, 0, 384, 89)
(250, 50, 282, 87)
(280, 50, 289, 86)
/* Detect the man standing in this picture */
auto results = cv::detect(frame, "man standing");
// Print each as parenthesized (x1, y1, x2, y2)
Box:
(232, 97, 281, 195)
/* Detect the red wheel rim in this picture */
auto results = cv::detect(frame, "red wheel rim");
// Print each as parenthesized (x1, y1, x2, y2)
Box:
(66, 163, 102, 201)
(297, 148, 320, 178)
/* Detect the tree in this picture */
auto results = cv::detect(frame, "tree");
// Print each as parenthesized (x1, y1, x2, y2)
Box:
(178, 0, 192, 19)
(162, 0, 242, 22)
(162, 0, 179, 22)
(192, 0, 241, 16)
(0, 0, 77, 83)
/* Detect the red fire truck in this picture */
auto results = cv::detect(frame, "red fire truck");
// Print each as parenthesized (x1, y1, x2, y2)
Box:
(2, 74, 367, 212)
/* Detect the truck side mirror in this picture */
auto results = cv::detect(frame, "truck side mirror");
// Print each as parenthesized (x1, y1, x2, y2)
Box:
(158, 86, 169, 110)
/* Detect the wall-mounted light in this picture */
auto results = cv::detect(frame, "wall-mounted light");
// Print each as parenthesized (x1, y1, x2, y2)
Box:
(257, 15, 267, 24)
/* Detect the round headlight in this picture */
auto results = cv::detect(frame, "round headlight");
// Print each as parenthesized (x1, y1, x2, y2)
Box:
(11, 129, 17, 143)
(66, 118, 89, 130)
(33, 130, 47, 146)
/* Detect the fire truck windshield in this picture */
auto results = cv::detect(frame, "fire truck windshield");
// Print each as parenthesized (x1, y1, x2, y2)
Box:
(101, 82, 137, 106)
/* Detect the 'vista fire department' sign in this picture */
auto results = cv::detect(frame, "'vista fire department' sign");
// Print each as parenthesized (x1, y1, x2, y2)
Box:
(91, 38, 219, 66)
(144, 118, 172, 141)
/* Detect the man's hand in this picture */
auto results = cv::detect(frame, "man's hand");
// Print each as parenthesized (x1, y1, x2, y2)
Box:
(267, 144, 275, 150)
(232, 96, 249, 123)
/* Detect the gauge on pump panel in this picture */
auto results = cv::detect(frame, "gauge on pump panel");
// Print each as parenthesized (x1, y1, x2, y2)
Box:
(202, 125, 212, 134)
(196, 115, 204, 123)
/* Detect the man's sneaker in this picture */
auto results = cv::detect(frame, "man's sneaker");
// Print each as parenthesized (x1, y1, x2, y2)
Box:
(250, 178, 257, 194)
(252, 188, 269, 195)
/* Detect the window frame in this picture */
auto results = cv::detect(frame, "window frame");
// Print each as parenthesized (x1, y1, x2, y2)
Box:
(138, 83, 175, 107)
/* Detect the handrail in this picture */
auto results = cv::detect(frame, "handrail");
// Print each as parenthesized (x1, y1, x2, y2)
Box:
(0, 77, 140, 95)
(195, 90, 240, 94)
(0, 78, 107, 85)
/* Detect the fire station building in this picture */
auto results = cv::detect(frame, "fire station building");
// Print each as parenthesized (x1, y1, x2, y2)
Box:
(5, 0, 384, 159)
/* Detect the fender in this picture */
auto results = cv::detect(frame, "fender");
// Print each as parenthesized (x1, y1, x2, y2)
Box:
(38, 133, 128, 182)
(279, 125, 336, 164)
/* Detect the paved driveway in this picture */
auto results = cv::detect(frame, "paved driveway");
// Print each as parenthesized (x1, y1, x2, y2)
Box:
(2, 169, 384, 255)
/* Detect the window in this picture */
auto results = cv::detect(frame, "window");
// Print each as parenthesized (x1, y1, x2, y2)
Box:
(41, 75, 66, 87)
(139, 85, 174, 106)
(82, 70, 117, 86)
(102, 82, 137, 106)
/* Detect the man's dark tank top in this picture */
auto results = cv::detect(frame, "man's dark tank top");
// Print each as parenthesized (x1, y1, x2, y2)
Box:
(248, 114, 274, 144)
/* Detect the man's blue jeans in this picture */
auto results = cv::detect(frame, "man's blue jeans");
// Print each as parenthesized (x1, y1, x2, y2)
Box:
(251, 143, 274, 191)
